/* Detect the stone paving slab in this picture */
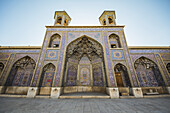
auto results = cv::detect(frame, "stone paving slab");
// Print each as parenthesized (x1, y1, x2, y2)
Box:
(0, 97, 170, 113)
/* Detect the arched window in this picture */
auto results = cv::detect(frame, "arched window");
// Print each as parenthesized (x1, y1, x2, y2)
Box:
(108, 16, 113, 24)
(5, 56, 36, 86)
(103, 19, 106, 25)
(49, 34, 61, 48)
(114, 63, 131, 87)
(57, 17, 62, 24)
(109, 34, 121, 48)
(64, 19, 68, 26)
(0, 62, 4, 76)
(39, 63, 55, 87)
(134, 57, 165, 87)
(166, 63, 170, 73)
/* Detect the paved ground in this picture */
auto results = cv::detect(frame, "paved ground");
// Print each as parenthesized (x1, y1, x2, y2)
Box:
(0, 97, 170, 113)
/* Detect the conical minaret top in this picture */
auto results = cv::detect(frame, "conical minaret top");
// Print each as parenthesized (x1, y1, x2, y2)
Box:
(54, 11, 71, 26)
(99, 10, 116, 26)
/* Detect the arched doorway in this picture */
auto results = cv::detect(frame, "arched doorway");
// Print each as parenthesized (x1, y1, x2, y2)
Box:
(63, 36, 106, 93)
(114, 63, 131, 87)
(38, 63, 55, 95)
(134, 57, 165, 87)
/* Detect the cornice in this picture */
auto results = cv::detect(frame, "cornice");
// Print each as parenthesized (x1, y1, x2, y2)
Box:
(45, 25, 125, 28)
(128, 46, 170, 49)
(0, 46, 41, 49)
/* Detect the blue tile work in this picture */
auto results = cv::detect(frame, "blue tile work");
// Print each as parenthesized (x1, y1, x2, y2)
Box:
(67, 32, 103, 46)
(156, 54, 170, 85)
(111, 50, 125, 60)
(54, 32, 67, 86)
(0, 54, 15, 85)
(0, 54, 10, 59)
(104, 32, 115, 87)
(45, 50, 59, 60)
(130, 54, 158, 64)
(160, 53, 170, 60)
(12, 54, 39, 64)
(32, 32, 51, 87)
(130, 49, 170, 53)
(120, 32, 138, 87)
(0, 50, 40, 53)
(47, 28, 123, 32)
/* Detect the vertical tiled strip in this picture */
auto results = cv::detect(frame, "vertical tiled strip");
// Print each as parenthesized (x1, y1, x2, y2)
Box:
(120, 32, 138, 87)
(32, 33, 50, 86)
(0, 54, 15, 85)
(55, 32, 67, 86)
(103, 32, 115, 87)
(155, 54, 170, 85)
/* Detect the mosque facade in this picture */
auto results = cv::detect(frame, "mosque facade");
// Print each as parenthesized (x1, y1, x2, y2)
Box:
(0, 11, 169, 98)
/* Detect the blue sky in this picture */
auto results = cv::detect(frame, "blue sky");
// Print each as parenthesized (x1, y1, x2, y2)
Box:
(0, 0, 170, 46)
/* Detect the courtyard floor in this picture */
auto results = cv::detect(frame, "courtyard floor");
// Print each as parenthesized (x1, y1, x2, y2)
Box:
(0, 97, 170, 113)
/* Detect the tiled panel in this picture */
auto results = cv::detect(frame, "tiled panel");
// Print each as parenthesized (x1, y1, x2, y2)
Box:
(67, 32, 103, 46)
(111, 50, 124, 60)
(45, 50, 59, 60)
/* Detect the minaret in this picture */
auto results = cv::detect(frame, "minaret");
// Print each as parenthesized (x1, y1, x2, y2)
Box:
(54, 11, 71, 26)
(99, 11, 116, 26)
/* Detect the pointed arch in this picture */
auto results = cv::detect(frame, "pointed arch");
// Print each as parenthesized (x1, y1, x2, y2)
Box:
(109, 33, 121, 48)
(0, 62, 4, 76)
(39, 63, 55, 87)
(63, 35, 107, 87)
(114, 63, 131, 87)
(5, 56, 36, 86)
(134, 56, 165, 87)
(49, 33, 61, 48)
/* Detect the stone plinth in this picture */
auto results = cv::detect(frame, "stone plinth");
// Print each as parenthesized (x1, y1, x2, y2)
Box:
(27, 87, 38, 98)
(132, 87, 143, 98)
(51, 87, 63, 98)
(0, 86, 6, 94)
(167, 87, 170, 94)
(106, 87, 119, 98)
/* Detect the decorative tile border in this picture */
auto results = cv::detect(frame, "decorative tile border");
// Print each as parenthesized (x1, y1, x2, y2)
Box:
(103, 32, 115, 87)
(120, 32, 138, 87)
(47, 28, 123, 32)
(32, 33, 50, 86)
(130, 49, 170, 53)
(155, 54, 170, 85)
(55, 32, 67, 86)
(0, 54, 15, 85)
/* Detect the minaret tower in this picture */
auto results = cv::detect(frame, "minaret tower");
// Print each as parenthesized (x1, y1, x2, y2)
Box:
(99, 11, 116, 26)
(54, 11, 71, 26)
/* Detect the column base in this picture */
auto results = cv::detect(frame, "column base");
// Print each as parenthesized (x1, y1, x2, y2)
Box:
(27, 87, 38, 98)
(106, 87, 119, 99)
(132, 87, 143, 98)
(51, 87, 63, 99)
(167, 87, 170, 94)
(0, 86, 6, 94)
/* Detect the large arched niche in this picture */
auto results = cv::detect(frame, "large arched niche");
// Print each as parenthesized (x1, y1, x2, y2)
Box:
(5, 56, 36, 86)
(134, 56, 165, 87)
(62, 35, 107, 88)
(114, 63, 131, 87)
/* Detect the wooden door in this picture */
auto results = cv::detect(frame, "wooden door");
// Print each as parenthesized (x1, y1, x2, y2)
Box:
(115, 72, 124, 87)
